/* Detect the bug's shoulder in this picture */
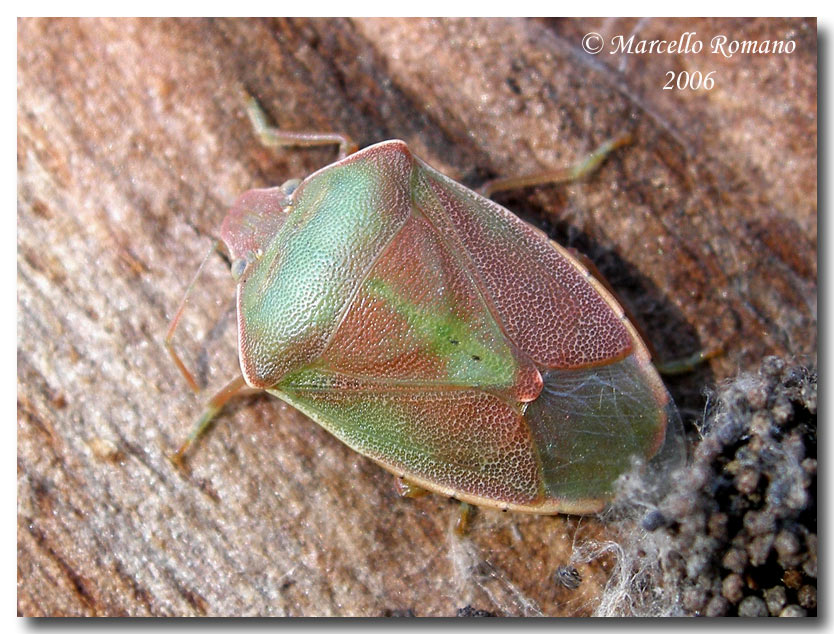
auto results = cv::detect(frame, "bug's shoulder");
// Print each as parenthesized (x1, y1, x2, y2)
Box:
(323, 139, 414, 172)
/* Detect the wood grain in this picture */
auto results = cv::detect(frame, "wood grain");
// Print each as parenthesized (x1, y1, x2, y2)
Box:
(18, 18, 816, 616)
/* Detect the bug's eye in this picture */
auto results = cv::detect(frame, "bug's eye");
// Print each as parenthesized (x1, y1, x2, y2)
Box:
(230, 257, 249, 281)
(280, 178, 301, 198)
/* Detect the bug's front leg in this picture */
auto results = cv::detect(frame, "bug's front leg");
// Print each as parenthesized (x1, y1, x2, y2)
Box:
(171, 375, 259, 467)
(244, 93, 358, 159)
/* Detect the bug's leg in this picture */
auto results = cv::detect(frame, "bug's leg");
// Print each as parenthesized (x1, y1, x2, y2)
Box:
(454, 501, 476, 536)
(171, 375, 256, 467)
(655, 347, 724, 376)
(394, 477, 428, 498)
(558, 243, 724, 376)
(479, 133, 633, 199)
(164, 239, 222, 393)
(244, 93, 358, 159)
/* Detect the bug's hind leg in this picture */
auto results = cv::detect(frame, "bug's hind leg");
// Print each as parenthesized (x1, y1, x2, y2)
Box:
(558, 246, 723, 374)
(244, 93, 358, 159)
(394, 477, 429, 499)
(654, 348, 724, 376)
(171, 375, 258, 468)
(454, 501, 476, 536)
(479, 133, 633, 198)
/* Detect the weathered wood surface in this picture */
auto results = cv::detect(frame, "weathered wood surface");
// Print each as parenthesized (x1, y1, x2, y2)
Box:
(18, 18, 816, 616)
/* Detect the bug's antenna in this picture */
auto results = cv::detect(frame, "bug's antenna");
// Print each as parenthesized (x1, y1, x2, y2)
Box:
(164, 238, 222, 393)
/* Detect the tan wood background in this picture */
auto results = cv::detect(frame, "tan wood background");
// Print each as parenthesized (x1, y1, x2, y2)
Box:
(18, 18, 816, 616)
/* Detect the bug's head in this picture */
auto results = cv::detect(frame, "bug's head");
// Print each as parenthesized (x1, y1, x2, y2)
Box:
(220, 179, 300, 282)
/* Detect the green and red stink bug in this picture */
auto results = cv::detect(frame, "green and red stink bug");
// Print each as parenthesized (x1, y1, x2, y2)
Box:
(167, 99, 683, 516)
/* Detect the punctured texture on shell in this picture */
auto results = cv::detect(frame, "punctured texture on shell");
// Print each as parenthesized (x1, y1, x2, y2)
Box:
(224, 140, 676, 512)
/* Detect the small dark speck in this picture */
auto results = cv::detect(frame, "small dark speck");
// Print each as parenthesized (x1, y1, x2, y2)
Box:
(383, 608, 416, 617)
(449, 339, 460, 345)
(555, 565, 582, 590)
(472, 355, 481, 361)
(642, 509, 669, 531)
(457, 605, 496, 617)
(505, 76, 522, 95)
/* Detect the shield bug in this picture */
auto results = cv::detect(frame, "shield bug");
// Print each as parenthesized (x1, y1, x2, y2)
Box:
(167, 100, 684, 516)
